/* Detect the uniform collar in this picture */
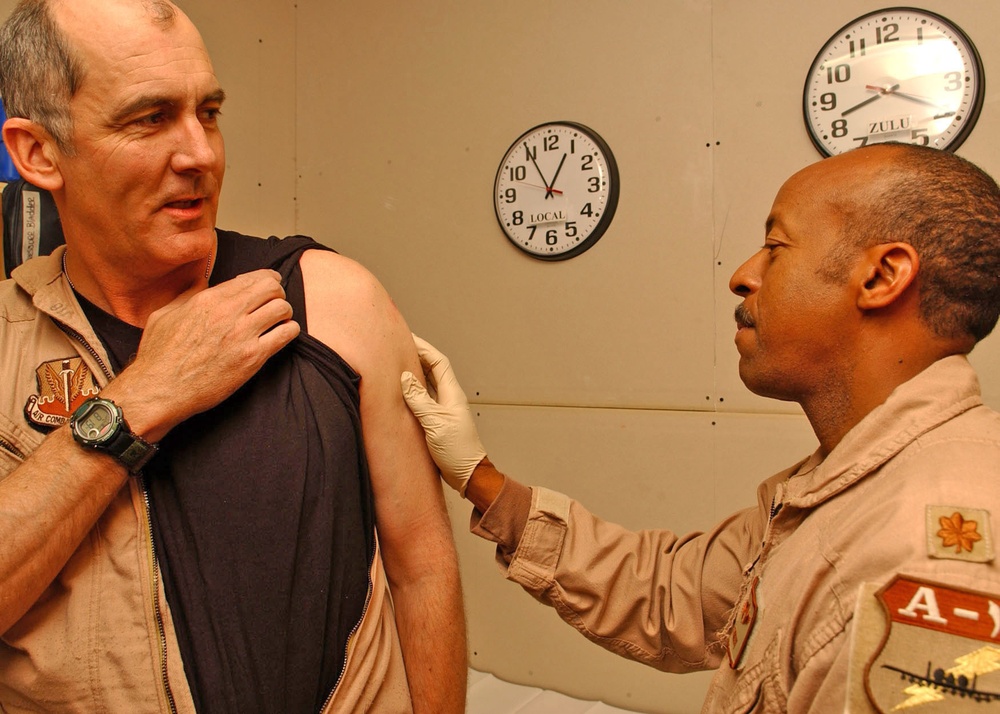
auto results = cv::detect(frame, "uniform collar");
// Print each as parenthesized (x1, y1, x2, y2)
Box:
(11, 245, 66, 297)
(783, 355, 983, 508)
(12, 245, 114, 380)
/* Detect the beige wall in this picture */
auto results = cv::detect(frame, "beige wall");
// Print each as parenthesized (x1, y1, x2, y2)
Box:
(5, 1, 999, 711)
(288, 4, 1000, 710)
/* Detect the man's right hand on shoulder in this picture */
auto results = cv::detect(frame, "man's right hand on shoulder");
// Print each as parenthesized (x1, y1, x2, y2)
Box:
(104, 269, 299, 443)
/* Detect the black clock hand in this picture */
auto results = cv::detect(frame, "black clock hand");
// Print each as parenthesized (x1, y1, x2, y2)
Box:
(841, 83, 901, 116)
(545, 153, 568, 200)
(526, 145, 553, 192)
(891, 90, 948, 109)
(865, 83, 944, 109)
(841, 93, 884, 116)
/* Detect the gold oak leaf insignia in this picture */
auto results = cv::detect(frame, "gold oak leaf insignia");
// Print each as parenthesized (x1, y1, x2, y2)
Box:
(937, 512, 983, 554)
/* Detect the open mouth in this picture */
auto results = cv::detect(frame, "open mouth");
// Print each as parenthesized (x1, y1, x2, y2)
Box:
(165, 198, 202, 210)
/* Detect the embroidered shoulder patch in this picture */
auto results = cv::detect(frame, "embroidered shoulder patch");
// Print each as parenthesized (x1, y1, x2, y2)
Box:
(861, 576, 1000, 712)
(927, 506, 994, 563)
(24, 357, 100, 430)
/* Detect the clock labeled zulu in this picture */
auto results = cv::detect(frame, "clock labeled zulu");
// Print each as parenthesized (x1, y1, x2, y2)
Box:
(803, 8, 984, 156)
(494, 121, 619, 260)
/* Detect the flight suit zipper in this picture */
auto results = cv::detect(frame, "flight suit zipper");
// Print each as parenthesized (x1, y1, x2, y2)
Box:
(743, 484, 786, 578)
(319, 541, 377, 713)
(0, 435, 26, 460)
(56, 318, 178, 712)
(141, 479, 179, 714)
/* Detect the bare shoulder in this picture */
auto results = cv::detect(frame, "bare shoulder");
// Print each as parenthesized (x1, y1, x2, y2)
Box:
(298, 248, 411, 378)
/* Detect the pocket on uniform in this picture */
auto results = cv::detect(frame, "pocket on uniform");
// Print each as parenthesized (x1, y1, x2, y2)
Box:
(0, 411, 43, 479)
(724, 631, 789, 714)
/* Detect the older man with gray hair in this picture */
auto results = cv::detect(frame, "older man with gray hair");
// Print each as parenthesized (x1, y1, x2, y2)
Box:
(0, 1, 467, 711)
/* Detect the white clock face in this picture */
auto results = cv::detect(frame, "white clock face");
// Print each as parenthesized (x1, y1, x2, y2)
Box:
(803, 9, 984, 156)
(494, 122, 619, 260)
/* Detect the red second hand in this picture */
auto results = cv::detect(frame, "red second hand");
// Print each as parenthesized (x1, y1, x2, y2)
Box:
(519, 181, 564, 195)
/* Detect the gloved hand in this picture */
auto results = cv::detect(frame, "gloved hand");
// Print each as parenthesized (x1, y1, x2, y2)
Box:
(401, 335, 487, 496)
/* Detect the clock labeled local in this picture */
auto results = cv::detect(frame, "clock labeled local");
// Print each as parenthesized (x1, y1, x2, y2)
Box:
(494, 121, 619, 260)
(803, 8, 984, 156)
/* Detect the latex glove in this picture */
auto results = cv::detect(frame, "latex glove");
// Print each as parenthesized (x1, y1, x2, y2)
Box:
(401, 335, 487, 496)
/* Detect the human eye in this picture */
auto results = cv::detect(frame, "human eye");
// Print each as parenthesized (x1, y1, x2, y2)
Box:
(200, 106, 222, 124)
(761, 240, 784, 258)
(130, 110, 168, 128)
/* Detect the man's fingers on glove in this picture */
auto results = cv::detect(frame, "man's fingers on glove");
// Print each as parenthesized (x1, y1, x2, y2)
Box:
(401, 371, 428, 408)
(401, 371, 445, 424)
(411, 334, 472, 409)
(412, 334, 457, 392)
(411, 334, 441, 366)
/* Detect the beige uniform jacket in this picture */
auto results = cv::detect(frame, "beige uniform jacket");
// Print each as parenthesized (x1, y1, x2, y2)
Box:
(474, 356, 1000, 713)
(0, 248, 412, 713)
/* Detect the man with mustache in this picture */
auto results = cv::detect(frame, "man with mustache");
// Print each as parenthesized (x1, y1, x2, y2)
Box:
(403, 143, 1000, 712)
(0, 0, 465, 711)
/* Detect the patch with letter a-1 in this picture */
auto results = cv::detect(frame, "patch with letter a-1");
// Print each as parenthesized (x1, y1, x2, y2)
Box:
(865, 575, 1000, 711)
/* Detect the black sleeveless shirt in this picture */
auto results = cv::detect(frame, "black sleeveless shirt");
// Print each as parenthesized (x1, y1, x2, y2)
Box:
(78, 231, 376, 713)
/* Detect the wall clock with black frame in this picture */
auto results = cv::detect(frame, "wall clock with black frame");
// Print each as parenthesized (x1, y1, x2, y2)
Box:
(494, 121, 619, 261)
(803, 7, 984, 156)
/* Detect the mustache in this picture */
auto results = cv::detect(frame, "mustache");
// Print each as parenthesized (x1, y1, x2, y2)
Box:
(734, 304, 755, 329)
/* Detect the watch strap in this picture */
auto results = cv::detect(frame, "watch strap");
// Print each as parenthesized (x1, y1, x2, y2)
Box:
(102, 425, 158, 473)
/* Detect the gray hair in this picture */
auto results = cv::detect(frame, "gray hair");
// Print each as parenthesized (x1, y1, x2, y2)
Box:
(0, 0, 177, 152)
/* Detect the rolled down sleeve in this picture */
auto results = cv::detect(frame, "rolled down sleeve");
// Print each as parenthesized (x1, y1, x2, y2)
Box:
(472, 480, 768, 674)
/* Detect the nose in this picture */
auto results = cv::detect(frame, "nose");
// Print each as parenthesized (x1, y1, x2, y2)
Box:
(729, 249, 764, 296)
(171, 115, 223, 174)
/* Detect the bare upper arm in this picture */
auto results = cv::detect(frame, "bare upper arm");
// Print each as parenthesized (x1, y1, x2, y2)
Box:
(298, 250, 449, 555)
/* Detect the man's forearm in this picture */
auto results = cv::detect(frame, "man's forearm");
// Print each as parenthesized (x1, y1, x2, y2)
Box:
(390, 540, 467, 714)
(0, 427, 128, 634)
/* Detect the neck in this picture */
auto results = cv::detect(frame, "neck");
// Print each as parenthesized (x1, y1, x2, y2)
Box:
(802, 325, 969, 455)
(63, 246, 215, 327)
(803, 391, 870, 457)
(798, 374, 858, 457)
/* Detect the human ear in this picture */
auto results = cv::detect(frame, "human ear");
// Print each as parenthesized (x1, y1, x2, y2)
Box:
(1, 118, 64, 192)
(857, 242, 918, 310)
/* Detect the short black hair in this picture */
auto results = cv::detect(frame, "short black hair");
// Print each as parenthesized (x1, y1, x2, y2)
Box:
(833, 144, 1000, 342)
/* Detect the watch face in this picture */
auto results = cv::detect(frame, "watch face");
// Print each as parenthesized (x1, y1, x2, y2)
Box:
(74, 401, 119, 443)
(494, 121, 619, 260)
(803, 8, 984, 156)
